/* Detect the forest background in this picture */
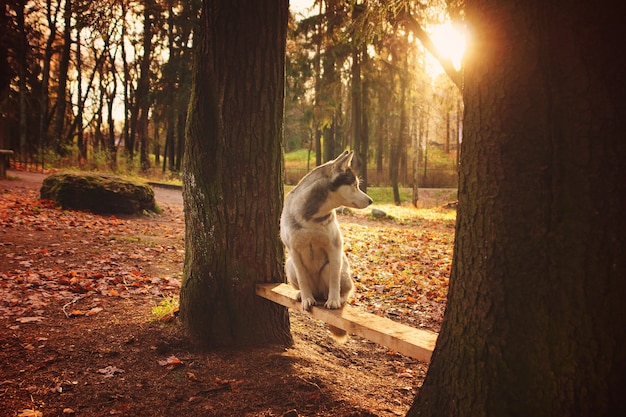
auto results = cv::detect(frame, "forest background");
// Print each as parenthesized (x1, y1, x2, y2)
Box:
(0, 0, 462, 198)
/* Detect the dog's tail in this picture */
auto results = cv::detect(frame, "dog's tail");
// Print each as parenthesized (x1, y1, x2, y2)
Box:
(328, 325, 348, 343)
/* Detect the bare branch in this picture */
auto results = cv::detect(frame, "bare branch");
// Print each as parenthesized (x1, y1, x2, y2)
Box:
(399, 11, 463, 90)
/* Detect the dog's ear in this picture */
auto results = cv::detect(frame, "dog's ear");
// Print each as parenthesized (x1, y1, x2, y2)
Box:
(332, 150, 353, 172)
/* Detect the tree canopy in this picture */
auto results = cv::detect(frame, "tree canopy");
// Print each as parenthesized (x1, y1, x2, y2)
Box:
(1, 0, 462, 195)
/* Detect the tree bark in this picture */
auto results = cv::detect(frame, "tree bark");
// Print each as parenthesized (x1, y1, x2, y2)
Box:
(180, 0, 292, 347)
(360, 44, 369, 191)
(120, 0, 131, 157)
(390, 35, 409, 205)
(106, 48, 118, 170)
(408, 0, 626, 416)
(75, 29, 84, 161)
(38, 0, 57, 155)
(53, 0, 72, 154)
(135, 0, 153, 171)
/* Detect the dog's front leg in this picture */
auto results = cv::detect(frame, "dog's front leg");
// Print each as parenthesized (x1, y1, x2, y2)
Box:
(289, 254, 317, 311)
(297, 280, 317, 311)
(324, 251, 343, 309)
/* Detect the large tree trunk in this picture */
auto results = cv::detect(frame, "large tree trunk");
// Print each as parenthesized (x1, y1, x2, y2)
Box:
(408, 1, 626, 416)
(179, 0, 292, 347)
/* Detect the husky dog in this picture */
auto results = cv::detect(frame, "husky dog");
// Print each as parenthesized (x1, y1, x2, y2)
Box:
(280, 150, 372, 339)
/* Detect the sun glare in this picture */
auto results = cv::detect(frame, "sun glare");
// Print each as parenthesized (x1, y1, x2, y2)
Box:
(427, 21, 467, 75)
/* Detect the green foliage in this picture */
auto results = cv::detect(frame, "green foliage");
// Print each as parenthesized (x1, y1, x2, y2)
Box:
(151, 296, 179, 323)
(367, 187, 412, 204)
(284, 149, 314, 164)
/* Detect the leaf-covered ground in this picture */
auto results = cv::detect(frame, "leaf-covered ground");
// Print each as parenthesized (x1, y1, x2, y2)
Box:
(0, 172, 455, 417)
(344, 207, 455, 332)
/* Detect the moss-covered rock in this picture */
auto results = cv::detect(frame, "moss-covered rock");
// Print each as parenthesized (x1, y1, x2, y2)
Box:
(40, 172, 158, 215)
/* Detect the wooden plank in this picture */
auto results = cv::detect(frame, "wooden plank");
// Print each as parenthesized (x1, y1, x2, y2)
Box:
(256, 283, 438, 362)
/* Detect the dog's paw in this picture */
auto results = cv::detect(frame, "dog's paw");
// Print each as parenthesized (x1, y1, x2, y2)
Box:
(324, 298, 343, 309)
(301, 297, 316, 311)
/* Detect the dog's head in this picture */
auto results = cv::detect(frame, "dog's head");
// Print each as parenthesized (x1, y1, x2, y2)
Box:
(329, 151, 373, 209)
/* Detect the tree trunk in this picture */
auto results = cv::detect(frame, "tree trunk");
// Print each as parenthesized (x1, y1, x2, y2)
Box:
(135, 0, 153, 172)
(411, 104, 420, 207)
(53, 0, 72, 154)
(75, 29, 85, 161)
(456, 98, 461, 169)
(16, 2, 28, 159)
(120, 0, 131, 157)
(180, 0, 292, 347)
(389, 81, 404, 205)
(360, 44, 369, 191)
(38, 0, 57, 157)
(351, 41, 362, 166)
(106, 49, 118, 170)
(313, 0, 323, 167)
(408, 1, 626, 416)
(175, 110, 184, 171)
(390, 37, 409, 205)
(375, 92, 386, 174)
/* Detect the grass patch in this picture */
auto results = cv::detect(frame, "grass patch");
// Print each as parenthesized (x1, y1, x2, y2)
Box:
(151, 296, 179, 323)
(366, 187, 412, 204)
(284, 149, 315, 164)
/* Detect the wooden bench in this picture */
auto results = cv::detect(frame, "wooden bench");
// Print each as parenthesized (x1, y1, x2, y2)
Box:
(0, 149, 14, 179)
(256, 283, 438, 362)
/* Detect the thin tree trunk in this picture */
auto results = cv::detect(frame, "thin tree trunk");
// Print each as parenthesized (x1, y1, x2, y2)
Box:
(105, 47, 118, 170)
(390, 79, 405, 205)
(53, 0, 72, 154)
(456, 98, 461, 169)
(16, 2, 28, 159)
(376, 100, 384, 174)
(136, 0, 153, 172)
(121, 0, 131, 157)
(411, 105, 420, 206)
(39, 0, 57, 159)
(313, 0, 323, 166)
(445, 110, 450, 153)
(390, 37, 409, 205)
(175, 111, 184, 171)
(351, 9, 362, 162)
(75, 29, 85, 161)
(360, 43, 369, 191)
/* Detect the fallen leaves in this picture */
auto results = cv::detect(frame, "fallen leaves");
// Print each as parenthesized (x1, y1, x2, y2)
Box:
(2, 187, 453, 336)
(66, 307, 103, 317)
(340, 205, 455, 332)
(1, 182, 449, 417)
(15, 316, 44, 324)
(158, 354, 183, 370)
(0, 189, 183, 323)
(97, 365, 125, 378)
(17, 409, 43, 417)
